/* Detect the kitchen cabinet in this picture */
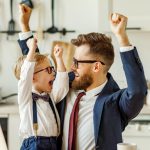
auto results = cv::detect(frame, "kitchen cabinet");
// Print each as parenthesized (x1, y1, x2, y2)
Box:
(0, 102, 20, 150)
(100, 0, 150, 32)
(8, 114, 20, 150)
(123, 105, 150, 150)
(112, 0, 150, 30)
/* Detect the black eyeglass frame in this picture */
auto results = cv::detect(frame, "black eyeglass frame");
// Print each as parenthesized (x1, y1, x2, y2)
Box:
(34, 66, 55, 74)
(73, 57, 105, 69)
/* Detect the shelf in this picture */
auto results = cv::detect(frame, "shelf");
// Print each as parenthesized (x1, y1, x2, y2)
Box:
(0, 28, 75, 36)
(140, 105, 150, 115)
(104, 29, 150, 35)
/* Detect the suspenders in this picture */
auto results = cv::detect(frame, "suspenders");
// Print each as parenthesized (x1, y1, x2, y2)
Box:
(48, 97, 59, 129)
(33, 100, 38, 136)
(32, 97, 58, 136)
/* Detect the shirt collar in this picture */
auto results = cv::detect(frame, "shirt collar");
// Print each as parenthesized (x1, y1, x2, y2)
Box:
(75, 79, 108, 99)
(32, 88, 47, 96)
(86, 79, 108, 98)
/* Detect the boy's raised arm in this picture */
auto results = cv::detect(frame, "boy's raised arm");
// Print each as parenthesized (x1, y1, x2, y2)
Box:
(53, 45, 66, 72)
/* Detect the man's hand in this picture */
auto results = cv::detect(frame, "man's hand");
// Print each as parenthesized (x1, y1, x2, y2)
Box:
(19, 4, 32, 32)
(26, 38, 38, 61)
(110, 13, 127, 36)
(110, 13, 131, 47)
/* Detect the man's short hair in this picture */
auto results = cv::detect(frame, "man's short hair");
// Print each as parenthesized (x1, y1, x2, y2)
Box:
(71, 32, 114, 72)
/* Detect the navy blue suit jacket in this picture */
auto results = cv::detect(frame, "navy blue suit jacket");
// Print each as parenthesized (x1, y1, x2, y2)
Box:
(18, 37, 39, 55)
(18, 39, 147, 150)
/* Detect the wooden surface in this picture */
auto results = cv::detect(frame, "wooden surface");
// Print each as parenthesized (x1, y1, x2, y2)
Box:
(51, 41, 75, 71)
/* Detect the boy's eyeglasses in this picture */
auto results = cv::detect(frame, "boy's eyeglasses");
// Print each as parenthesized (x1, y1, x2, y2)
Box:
(73, 57, 105, 69)
(34, 66, 55, 74)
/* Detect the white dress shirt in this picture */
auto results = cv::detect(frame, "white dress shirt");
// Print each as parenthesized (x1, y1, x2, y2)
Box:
(62, 81, 107, 150)
(18, 59, 69, 140)
(19, 31, 33, 40)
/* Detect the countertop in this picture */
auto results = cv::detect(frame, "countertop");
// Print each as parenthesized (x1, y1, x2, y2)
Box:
(0, 97, 19, 115)
(0, 97, 150, 115)
(140, 105, 150, 115)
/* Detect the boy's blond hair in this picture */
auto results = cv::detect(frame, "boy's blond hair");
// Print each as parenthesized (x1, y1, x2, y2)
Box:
(14, 53, 48, 80)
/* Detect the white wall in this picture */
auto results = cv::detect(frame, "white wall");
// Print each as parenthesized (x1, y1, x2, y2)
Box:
(0, 0, 150, 96)
(108, 31, 150, 88)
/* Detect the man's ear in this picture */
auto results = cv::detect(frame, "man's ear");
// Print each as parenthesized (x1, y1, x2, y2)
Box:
(93, 62, 102, 72)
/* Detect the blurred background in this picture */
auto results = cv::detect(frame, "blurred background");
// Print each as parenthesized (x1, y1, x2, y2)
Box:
(0, 0, 150, 149)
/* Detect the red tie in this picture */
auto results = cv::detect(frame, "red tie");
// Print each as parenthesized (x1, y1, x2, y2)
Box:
(68, 92, 85, 150)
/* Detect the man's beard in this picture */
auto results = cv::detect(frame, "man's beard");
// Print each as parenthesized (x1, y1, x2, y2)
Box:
(71, 72, 93, 91)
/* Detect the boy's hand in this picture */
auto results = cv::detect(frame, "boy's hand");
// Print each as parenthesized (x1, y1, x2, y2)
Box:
(53, 45, 66, 72)
(19, 4, 32, 32)
(53, 45, 63, 60)
(110, 13, 131, 46)
(26, 38, 38, 61)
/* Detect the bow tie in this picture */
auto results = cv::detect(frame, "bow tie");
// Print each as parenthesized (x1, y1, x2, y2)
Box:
(32, 93, 50, 102)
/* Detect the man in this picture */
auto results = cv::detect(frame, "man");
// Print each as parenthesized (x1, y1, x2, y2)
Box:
(18, 4, 147, 150)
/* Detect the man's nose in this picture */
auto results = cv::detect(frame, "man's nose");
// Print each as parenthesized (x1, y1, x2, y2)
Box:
(50, 74, 55, 81)
(49, 71, 56, 80)
(70, 64, 76, 71)
(52, 71, 56, 77)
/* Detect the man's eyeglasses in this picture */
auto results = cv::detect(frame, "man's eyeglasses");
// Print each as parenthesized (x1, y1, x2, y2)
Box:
(34, 66, 55, 74)
(73, 57, 105, 69)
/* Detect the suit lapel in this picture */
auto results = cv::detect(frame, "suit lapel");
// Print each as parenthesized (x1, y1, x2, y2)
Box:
(93, 73, 120, 145)
(93, 94, 106, 144)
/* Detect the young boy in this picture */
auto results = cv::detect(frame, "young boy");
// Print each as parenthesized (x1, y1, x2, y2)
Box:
(14, 37, 69, 150)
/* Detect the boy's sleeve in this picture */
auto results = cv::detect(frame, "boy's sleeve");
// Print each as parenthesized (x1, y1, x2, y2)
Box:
(18, 59, 35, 106)
(50, 72, 69, 103)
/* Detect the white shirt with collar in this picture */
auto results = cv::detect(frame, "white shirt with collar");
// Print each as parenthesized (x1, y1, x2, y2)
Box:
(18, 59, 69, 140)
(62, 80, 107, 150)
